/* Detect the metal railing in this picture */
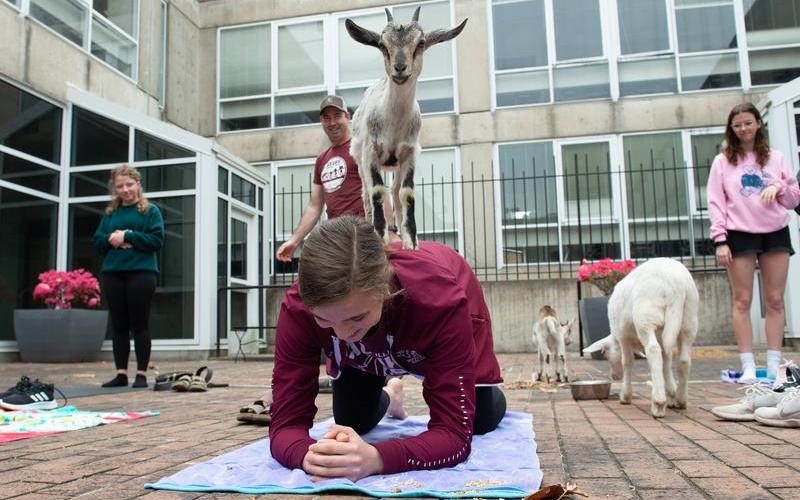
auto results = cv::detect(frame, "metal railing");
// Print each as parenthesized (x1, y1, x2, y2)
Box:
(271, 159, 721, 283)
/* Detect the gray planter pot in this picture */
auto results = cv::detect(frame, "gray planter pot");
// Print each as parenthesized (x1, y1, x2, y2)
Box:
(13, 309, 108, 363)
(579, 296, 611, 360)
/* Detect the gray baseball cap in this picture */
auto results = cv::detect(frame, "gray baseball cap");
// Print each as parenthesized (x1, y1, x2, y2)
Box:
(319, 95, 347, 114)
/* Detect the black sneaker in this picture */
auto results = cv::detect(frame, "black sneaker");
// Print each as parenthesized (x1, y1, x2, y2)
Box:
(774, 365, 800, 393)
(0, 379, 56, 410)
(0, 376, 33, 402)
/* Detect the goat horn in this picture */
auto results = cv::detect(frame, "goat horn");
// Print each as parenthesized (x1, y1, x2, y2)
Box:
(412, 6, 420, 22)
(385, 8, 393, 23)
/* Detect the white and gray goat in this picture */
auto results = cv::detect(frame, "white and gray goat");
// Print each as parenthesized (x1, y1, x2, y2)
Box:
(533, 305, 575, 383)
(345, 8, 467, 249)
(583, 258, 698, 418)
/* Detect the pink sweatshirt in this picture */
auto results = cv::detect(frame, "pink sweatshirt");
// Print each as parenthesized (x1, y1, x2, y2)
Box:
(706, 149, 800, 242)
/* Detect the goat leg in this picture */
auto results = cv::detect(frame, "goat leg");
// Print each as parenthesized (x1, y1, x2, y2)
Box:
(369, 167, 388, 241)
(398, 168, 418, 250)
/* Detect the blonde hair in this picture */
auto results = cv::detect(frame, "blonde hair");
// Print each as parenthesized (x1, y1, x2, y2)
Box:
(298, 215, 394, 309)
(105, 165, 150, 214)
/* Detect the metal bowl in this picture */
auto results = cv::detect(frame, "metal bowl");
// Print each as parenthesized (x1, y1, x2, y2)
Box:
(570, 380, 612, 400)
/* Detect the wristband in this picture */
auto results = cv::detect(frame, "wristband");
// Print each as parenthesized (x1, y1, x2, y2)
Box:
(713, 240, 727, 247)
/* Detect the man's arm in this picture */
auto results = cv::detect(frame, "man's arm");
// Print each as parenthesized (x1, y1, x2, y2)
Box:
(276, 183, 325, 262)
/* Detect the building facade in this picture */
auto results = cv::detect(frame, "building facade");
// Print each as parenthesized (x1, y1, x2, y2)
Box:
(1, 0, 799, 357)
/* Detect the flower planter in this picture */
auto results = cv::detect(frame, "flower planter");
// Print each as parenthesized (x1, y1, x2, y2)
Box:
(13, 309, 108, 363)
(578, 296, 610, 360)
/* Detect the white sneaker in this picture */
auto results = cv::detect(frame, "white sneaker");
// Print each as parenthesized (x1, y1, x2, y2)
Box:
(711, 384, 778, 421)
(754, 387, 800, 428)
(738, 365, 757, 384)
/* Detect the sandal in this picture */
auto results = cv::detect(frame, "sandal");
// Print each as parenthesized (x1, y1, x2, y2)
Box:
(154, 371, 193, 391)
(237, 399, 271, 426)
(171, 374, 193, 392)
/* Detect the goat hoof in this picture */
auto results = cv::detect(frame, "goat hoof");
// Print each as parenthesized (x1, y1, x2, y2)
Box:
(651, 402, 666, 418)
(670, 399, 687, 410)
(620, 394, 632, 405)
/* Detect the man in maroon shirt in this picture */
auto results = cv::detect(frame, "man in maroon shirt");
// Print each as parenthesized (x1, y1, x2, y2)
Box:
(276, 95, 394, 262)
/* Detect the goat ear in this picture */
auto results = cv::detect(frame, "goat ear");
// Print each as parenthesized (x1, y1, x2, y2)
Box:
(424, 18, 468, 47)
(345, 18, 381, 48)
(583, 334, 613, 354)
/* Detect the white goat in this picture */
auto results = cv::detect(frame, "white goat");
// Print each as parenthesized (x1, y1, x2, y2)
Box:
(345, 8, 467, 249)
(583, 258, 698, 418)
(533, 305, 575, 383)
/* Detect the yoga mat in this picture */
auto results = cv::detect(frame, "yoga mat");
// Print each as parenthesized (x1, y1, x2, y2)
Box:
(147, 411, 541, 498)
(0, 406, 158, 443)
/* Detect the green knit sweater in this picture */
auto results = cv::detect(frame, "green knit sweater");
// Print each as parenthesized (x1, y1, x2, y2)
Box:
(92, 204, 165, 273)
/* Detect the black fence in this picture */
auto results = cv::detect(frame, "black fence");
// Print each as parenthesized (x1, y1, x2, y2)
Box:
(271, 159, 721, 283)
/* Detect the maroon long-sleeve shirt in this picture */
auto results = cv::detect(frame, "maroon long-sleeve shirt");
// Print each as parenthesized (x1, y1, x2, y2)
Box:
(269, 241, 503, 474)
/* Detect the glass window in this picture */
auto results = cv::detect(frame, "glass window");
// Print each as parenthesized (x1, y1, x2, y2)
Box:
(744, 0, 800, 47)
(554, 63, 610, 101)
(0, 188, 57, 341)
(70, 163, 195, 197)
(619, 57, 677, 96)
(691, 133, 722, 210)
(680, 53, 741, 90)
(68, 196, 196, 340)
(498, 142, 558, 265)
(0, 153, 59, 195)
(231, 173, 256, 207)
(617, 0, 669, 54)
(562, 142, 613, 221)
(219, 25, 270, 99)
(749, 46, 800, 85)
(220, 99, 271, 132)
(415, 149, 459, 249)
(4, 0, 20, 8)
(275, 92, 327, 127)
(492, 0, 547, 70)
(218, 166, 228, 194)
(338, 12, 385, 84)
(675, 1, 737, 53)
(624, 133, 686, 219)
(278, 21, 323, 89)
(134, 130, 193, 161)
(71, 107, 129, 166)
(91, 15, 136, 77)
(553, 0, 603, 61)
(29, 0, 89, 47)
(217, 198, 228, 338)
(0, 79, 62, 164)
(496, 70, 549, 106)
(93, 0, 137, 38)
(417, 80, 454, 114)
(231, 219, 247, 279)
(274, 163, 313, 273)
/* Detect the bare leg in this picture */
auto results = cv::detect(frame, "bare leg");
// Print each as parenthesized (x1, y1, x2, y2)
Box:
(383, 378, 407, 420)
(727, 255, 756, 353)
(757, 251, 789, 350)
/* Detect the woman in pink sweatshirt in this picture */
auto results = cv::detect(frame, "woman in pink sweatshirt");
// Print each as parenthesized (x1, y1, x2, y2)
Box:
(269, 215, 505, 482)
(706, 102, 800, 383)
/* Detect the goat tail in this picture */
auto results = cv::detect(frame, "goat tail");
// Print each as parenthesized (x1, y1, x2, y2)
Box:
(660, 293, 685, 352)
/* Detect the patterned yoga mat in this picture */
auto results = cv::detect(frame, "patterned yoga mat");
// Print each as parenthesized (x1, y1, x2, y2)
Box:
(147, 411, 542, 498)
(0, 406, 158, 443)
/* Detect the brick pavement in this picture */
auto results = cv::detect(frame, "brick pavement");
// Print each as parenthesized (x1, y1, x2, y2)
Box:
(0, 348, 799, 499)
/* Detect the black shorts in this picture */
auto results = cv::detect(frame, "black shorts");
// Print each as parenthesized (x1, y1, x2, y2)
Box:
(726, 227, 795, 257)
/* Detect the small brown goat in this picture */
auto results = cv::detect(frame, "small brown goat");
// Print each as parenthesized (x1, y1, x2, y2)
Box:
(533, 306, 575, 383)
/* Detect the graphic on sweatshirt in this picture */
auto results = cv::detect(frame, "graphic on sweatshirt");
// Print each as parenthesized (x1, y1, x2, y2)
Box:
(739, 164, 772, 197)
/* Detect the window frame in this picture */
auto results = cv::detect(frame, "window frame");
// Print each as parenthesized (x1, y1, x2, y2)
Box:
(216, 0, 461, 135)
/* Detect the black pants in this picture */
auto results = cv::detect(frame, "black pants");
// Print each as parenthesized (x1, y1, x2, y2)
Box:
(101, 271, 157, 372)
(332, 367, 507, 435)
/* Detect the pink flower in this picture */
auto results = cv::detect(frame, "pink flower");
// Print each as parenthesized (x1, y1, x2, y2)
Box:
(32, 269, 101, 309)
(577, 258, 636, 296)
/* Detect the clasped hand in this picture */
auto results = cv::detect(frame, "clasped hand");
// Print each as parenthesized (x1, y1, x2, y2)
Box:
(108, 230, 132, 249)
(760, 184, 778, 204)
(302, 425, 383, 482)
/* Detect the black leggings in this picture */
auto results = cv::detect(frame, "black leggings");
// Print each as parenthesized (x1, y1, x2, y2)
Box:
(332, 367, 507, 435)
(101, 271, 157, 372)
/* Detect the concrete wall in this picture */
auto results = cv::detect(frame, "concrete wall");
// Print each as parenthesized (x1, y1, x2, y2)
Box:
(262, 270, 734, 354)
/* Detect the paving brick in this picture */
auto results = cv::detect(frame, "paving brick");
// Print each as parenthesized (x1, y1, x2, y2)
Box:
(0, 481, 48, 499)
(691, 477, 778, 500)
(638, 488, 707, 499)
(673, 459, 738, 478)
(737, 466, 800, 488)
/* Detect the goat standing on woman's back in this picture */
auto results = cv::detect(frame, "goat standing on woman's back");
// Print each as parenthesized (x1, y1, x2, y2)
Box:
(345, 8, 467, 249)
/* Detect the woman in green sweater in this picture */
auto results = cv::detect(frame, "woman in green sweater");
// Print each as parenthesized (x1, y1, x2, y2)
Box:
(92, 165, 165, 388)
